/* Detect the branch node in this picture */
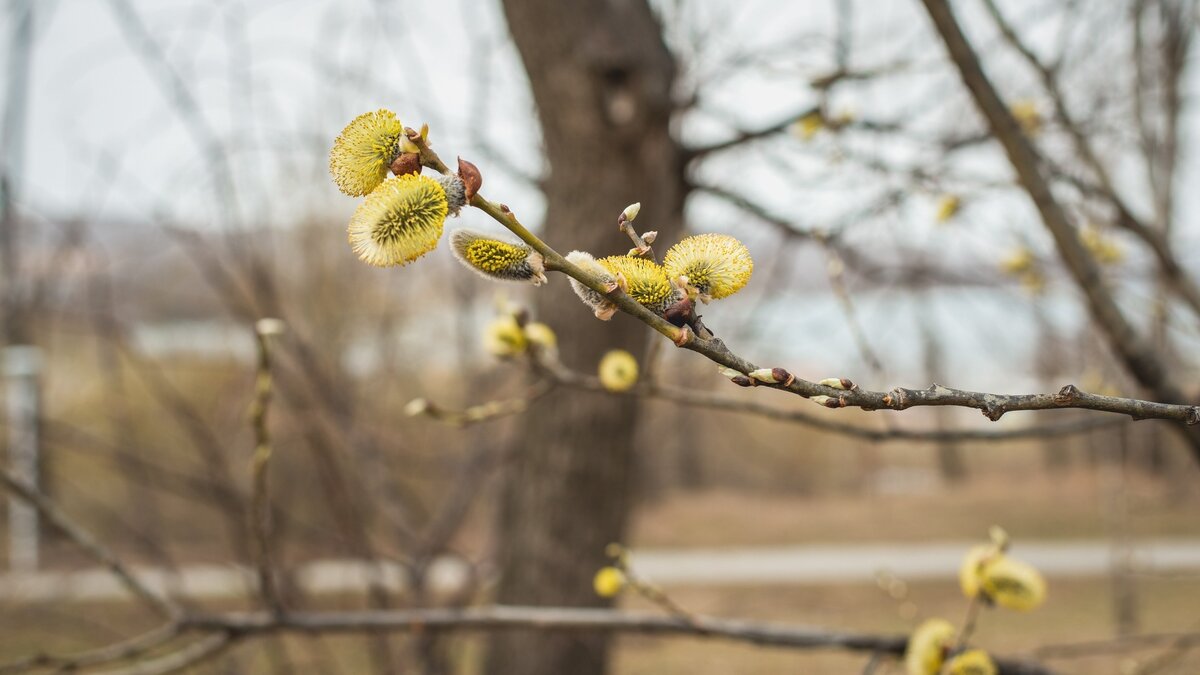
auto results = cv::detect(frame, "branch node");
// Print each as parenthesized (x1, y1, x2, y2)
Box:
(1055, 384, 1081, 404)
(982, 405, 1005, 422)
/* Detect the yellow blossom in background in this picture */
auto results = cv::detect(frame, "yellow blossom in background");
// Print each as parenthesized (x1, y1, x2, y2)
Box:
(999, 248, 1036, 276)
(329, 109, 404, 196)
(524, 322, 557, 352)
(935, 195, 961, 223)
(959, 543, 997, 600)
(1081, 226, 1124, 265)
(593, 566, 625, 598)
(450, 229, 547, 285)
(946, 649, 998, 675)
(904, 618, 956, 675)
(662, 233, 754, 302)
(598, 350, 638, 392)
(980, 555, 1046, 611)
(1020, 270, 1046, 296)
(960, 528, 1046, 611)
(483, 315, 527, 358)
(1010, 99, 1042, 136)
(347, 174, 448, 267)
(792, 111, 824, 140)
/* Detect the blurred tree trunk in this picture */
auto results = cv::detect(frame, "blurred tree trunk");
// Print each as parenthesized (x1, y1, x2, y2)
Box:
(486, 2, 682, 674)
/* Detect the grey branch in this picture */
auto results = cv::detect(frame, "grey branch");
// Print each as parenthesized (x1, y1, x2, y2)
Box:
(178, 606, 1056, 675)
(407, 131, 1200, 435)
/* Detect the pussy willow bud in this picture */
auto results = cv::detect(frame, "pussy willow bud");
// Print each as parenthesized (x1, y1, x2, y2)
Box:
(749, 368, 795, 385)
(389, 152, 421, 177)
(404, 398, 431, 416)
(457, 157, 482, 201)
(811, 395, 841, 408)
(621, 202, 641, 223)
(818, 377, 853, 390)
(640, 231, 657, 244)
(989, 525, 1011, 551)
(730, 375, 754, 387)
(255, 318, 286, 336)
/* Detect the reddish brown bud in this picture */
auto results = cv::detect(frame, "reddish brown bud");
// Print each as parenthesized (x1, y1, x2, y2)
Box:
(731, 375, 754, 387)
(772, 368, 796, 387)
(390, 152, 421, 177)
(663, 296, 695, 328)
(457, 157, 482, 201)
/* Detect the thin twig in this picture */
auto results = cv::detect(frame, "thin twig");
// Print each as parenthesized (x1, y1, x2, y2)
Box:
(173, 606, 1055, 675)
(250, 319, 284, 615)
(0, 468, 178, 620)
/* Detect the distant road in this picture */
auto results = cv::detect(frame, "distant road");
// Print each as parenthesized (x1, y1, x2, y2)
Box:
(2, 539, 1198, 604)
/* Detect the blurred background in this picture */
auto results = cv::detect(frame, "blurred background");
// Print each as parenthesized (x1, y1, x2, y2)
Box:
(1, 0, 1199, 673)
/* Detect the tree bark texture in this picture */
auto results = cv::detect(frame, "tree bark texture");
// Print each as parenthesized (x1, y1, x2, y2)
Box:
(487, 1, 682, 674)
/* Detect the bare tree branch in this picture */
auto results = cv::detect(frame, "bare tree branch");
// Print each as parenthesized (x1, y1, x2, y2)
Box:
(0, 468, 179, 620)
(917, 0, 1200, 460)
(176, 606, 1056, 675)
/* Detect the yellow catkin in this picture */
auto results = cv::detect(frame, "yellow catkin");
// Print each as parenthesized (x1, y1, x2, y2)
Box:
(450, 229, 546, 284)
(329, 109, 404, 197)
(598, 256, 677, 313)
(598, 350, 638, 392)
(904, 618, 956, 675)
(663, 233, 753, 301)
(593, 567, 625, 598)
(946, 649, 998, 675)
(347, 174, 448, 267)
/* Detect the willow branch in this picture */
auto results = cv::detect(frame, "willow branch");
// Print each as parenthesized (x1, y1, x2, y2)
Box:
(0, 467, 179, 620)
(542, 360, 1130, 442)
(98, 632, 233, 675)
(177, 606, 1055, 674)
(409, 131, 1199, 431)
(0, 623, 184, 675)
(250, 320, 283, 615)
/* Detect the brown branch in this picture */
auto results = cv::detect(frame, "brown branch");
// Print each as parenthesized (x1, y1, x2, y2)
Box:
(0, 467, 179, 621)
(410, 129, 1199, 440)
(413, 352, 1128, 442)
(170, 606, 1056, 675)
(0, 623, 183, 674)
(97, 631, 233, 675)
(685, 105, 820, 160)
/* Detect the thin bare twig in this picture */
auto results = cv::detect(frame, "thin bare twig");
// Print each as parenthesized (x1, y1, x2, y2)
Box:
(0, 468, 179, 621)
(250, 320, 284, 615)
